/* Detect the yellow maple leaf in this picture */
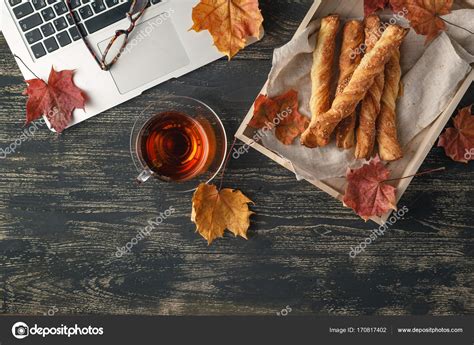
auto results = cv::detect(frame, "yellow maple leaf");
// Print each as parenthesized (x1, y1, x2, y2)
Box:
(190, 0, 264, 59)
(191, 183, 254, 244)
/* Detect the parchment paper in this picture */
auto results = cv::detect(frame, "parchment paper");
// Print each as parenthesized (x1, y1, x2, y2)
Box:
(260, 10, 474, 181)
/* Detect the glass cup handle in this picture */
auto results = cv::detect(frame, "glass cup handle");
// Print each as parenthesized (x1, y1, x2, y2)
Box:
(136, 168, 154, 184)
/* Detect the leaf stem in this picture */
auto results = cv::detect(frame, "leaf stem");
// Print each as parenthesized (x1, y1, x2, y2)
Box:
(382, 167, 446, 183)
(13, 54, 43, 81)
(441, 17, 474, 35)
(218, 136, 237, 191)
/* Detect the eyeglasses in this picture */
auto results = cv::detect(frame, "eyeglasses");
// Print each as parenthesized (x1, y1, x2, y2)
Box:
(66, 0, 150, 71)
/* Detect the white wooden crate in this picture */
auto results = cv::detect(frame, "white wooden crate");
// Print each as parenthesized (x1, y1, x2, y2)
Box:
(235, 0, 474, 225)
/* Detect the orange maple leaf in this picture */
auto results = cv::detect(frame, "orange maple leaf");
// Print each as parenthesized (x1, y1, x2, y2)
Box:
(343, 157, 397, 221)
(191, 183, 254, 244)
(390, 0, 453, 43)
(248, 94, 280, 129)
(438, 105, 474, 163)
(249, 90, 309, 145)
(190, 0, 264, 59)
(273, 90, 309, 145)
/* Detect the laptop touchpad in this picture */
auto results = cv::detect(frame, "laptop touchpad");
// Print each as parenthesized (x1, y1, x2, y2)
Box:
(98, 15, 190, 94)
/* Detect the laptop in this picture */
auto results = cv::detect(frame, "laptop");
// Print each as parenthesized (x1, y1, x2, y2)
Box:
(0, 0, 256, 130)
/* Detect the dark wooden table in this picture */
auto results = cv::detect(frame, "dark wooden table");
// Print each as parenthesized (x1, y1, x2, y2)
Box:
(1, 1, 473, 316)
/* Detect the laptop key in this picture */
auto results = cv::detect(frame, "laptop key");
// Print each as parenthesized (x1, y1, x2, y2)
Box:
(72, 11, 81, 22)
(41, 22, 55, 36)
(85, 1, 128, 34)
(70, 0, 81, 9)
(65, 13, 74, 25)
(105, 0, 119, 8)
(32, 0, 47, 10)
(54, 2, 68, 15)
(25, 28, 43, 44)
(31, 42, 47, 58)
(41, 7, 56, 21)
(53, 17, 68, 31)
(78, 24, 88, 37)
(19, 14, 43, 32)
(44, 37, 59, 53)
(57, 31, 72, 47)
(79, 5, 93, 20)
(91, 0, 106, 13)
(13, 2, 34, 19)
(8, 0, 22, 6)
(47, 0, 56, 4)
(68, 26, 82, 40)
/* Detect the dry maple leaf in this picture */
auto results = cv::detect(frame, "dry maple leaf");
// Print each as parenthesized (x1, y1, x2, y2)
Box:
(364, 0, 390, 16)
(248, 94, 279, 129)
(23, 67, 86, 133)
(390, 0, 453, 43)
(191, 183, 254, 244)
(438, 105, 474, 163)
(249, 90, 308, 145)
(343, 156, 397, 221)
(273, 90, 309, 145)
(190, 0, 264, 59)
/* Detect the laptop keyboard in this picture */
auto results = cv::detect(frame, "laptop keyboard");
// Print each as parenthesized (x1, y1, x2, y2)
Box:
(7, 0, 163, 59)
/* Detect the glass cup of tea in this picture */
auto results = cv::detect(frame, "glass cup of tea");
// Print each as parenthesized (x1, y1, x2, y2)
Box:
(130, 96, 227, 192)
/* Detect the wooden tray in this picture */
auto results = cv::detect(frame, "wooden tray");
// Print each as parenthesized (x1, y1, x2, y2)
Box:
(235, 0, 474, 225)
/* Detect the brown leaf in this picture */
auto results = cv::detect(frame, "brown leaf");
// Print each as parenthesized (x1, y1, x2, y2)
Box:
(343, 156, 397, 221)
(248, 94, 279, 129)
(364, 0, 390, 16)
(23, 67, 86, 133)
(438, 105, 474, 163)
(191, 183, 254, 244)
(190, 0, 264, 59)
(249, 90, 309, 145)
(390, 0, 453, 43)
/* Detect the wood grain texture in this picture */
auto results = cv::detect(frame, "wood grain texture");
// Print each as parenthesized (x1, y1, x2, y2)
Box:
(0, 1, 473, 316)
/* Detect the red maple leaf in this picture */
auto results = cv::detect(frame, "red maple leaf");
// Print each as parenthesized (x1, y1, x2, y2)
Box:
(438, 105, 474, 163)
(364, 0, 390, 16)
(249, 90, 308, 145)
(248, 94, 279, 129)
(23, 67, 87, 133)
(273, 90, 309, 145)
(343, 156, 397, 220)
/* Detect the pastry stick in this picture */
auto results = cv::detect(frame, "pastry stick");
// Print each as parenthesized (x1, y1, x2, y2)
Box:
(335, 20, 365, 149)
(312, 25, 409, 147)
(301, 14, 340, 148)
(377, 47, 403, 161)
(355, 15, 385, 159)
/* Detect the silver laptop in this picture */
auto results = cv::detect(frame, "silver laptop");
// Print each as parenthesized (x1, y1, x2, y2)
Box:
(0, 0, 251, 130)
